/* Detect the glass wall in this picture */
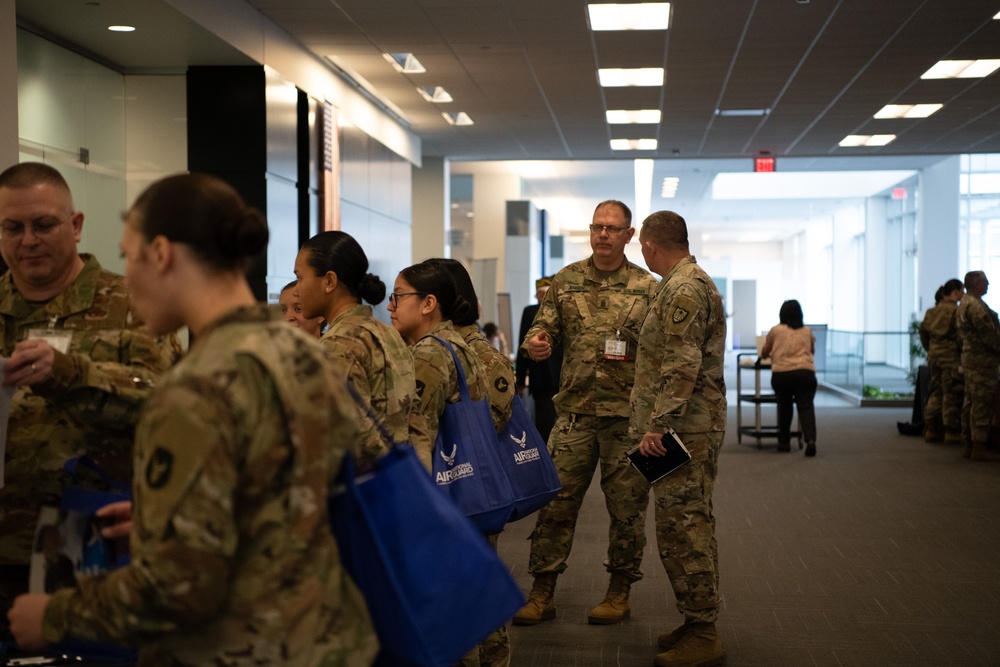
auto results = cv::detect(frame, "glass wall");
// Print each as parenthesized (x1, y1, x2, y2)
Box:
(961, 154, 1000, 311)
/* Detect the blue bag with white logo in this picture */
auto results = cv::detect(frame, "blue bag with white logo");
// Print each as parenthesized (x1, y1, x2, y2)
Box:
(498, 395, 561, 521)
(429, 336, 516, 535)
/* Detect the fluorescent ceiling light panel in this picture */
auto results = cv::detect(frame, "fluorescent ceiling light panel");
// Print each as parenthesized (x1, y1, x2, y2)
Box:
(507, 161, 558, 178)
(417, 86, 453, 103)
(920, 59, 1000, 79)
(588, 3, 671, 30)
(995, 10, 1000, 18)
(611, 139, 657, 150)
(715, 108, 769, 117)
(108, 25, 135, 32)
(599, 68, 664, 87)
(873, 104, 943, 119)
(606, 109, 661, 124)
(634, 159, 654, 223)
(384, 52, 426, 73)
(443, 112, 474, 126)
(661, 177, 680, 198)
(839, 134, 896, 147)
(712, 170, 917, 200)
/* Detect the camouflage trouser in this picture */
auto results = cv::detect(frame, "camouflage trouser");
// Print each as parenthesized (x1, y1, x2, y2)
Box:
(924, 361, 962, 432)
(527, 414, 650, 580)
(457, 533, 510, 667)
(654, 431, 723, 624)
(962, 369, 999, 443)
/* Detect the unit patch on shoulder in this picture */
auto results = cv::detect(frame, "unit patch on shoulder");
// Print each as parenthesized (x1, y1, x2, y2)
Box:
(672, 307, 689, 324)
(415, 379, 426, 399)
(494, 376, 509, 393)
(146, 447, 174, 489)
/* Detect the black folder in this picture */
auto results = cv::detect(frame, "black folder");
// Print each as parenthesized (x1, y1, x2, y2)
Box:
(627, 429, 692, 484)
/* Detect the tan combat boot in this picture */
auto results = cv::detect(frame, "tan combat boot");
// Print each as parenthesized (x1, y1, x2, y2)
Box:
(657, 620, 695, 650)
(511, 572, 558, 625)
(587, 572, 633, 625)
(970, 441, 1000, 462)
(943, 430, 963, 445)
(923, 425, 944, 443)
(654, 622, 726, 667)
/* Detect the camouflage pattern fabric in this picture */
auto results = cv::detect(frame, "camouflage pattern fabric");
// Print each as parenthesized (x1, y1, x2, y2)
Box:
(458, 324, 515, 433)
(630, 256, 726, 624)
(320, 304, 416, 464)
(520, 258, 657, 418)
(629, 256, 727, 436)
(0, 254, 181, 567)
(957, 295, 1000, 442)
(920, 301, 963, 433)
(409, 320, 489, 470)
(42, 305, 379, 666)
(652, 431, 723, 624)
(528, 414, 650, 580)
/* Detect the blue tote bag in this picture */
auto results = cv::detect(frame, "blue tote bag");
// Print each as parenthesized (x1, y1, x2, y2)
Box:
(330, 383, 525, 667)
(428, 336, 517, 535)
(498, 395, 561, 521)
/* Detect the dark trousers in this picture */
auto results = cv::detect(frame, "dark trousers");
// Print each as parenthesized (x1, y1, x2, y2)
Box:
(770, 369, 818, 444)
(532, 390, 557, 443)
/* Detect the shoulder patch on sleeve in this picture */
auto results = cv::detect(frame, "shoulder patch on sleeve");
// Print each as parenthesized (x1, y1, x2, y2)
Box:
(671, 306, 689, 324)
(415, 379, 426, 398)
(145, 447, 174, 489)
(494, 376, 509, 393)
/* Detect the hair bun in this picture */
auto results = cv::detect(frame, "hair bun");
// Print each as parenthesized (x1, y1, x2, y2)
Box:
(359, 272, 386, 305)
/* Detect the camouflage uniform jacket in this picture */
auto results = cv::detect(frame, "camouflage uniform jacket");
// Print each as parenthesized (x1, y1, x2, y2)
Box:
(410, 320, 489, 469)
(919, 300, 962, 366)
(630, 256, 727, 436)
(42, 305, 378, 666)
(457, 323, 515, 432)
(0, 254, 180, 565)
(321, 304, 416, 462)
(957, 294, 1000, 369)
(521, 257, 657, 418)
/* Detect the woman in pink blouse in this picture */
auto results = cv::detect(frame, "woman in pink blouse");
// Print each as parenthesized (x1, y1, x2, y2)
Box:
(761, 300, 817, 457)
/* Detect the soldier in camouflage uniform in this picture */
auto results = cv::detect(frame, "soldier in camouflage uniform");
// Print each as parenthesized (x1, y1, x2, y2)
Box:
(0, 163, 179, 633)
(956, 271, 1000, 462)
(294, 231, 417, 464)
(9, 173, 378, 664)
(631, 211, 727, 667)
(919, 279, 964, 444)
(430, 258, 515, 667)
(514, 200, 657, 627)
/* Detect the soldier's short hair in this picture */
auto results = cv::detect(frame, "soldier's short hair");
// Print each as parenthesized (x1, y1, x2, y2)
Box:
(594, 200, 632, 226)
(640, 210, 689, 251)
(964, 271, 986, 290)
(0, 162, 71, 193)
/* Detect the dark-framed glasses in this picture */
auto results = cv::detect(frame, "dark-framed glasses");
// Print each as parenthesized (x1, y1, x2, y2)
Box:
(589, 223, 629, 235)
(389, 291, 427, 307)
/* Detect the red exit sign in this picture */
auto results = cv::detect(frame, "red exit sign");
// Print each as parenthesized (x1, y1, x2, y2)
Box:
(754, 156, 776, 173)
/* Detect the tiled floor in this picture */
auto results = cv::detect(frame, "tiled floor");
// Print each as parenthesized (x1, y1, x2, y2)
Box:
(496, 360, 1000, 666)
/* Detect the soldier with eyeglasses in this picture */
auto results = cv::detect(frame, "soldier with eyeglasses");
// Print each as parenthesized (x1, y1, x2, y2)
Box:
(513, 199, 658, 627)
(0, 162, 180, 635)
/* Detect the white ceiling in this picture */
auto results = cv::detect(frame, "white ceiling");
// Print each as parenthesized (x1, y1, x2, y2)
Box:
(13, 0, 997, 239)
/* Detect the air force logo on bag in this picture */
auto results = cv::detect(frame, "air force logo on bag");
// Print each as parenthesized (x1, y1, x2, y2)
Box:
(436, 443, 475, 485)
(510, 430, 541, 464)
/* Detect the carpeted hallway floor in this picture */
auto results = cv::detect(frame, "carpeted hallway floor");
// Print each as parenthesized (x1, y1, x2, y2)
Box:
(498, 400, 1000, 666)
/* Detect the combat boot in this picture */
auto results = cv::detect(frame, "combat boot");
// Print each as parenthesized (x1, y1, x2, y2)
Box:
(587, 572, 632, 624)
(654, 622, 726, 667)
(512, 572, 557, 625)
(944, 430, 963, 445)
(923, 427, 944, 443)
(657, 619, 696, 650)
(970, 441, 1000, 462)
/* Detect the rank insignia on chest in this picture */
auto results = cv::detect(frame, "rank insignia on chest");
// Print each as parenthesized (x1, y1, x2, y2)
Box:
(672, 307, 689, 324)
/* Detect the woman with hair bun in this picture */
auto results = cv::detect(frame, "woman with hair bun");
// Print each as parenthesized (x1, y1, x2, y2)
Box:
(8, 173, 378, 664)
(388, 259, 489, 468)
(294, 231, 418, 462)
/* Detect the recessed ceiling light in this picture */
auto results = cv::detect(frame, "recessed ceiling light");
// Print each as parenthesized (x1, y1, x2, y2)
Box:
(108, 25, 135, 32)
(598, 68, 664, 87)
(994, 10, 1000, 19)
(417, 86, 453, 103)
(661, 177, 679, 198)
(873, 104, 943, 119)
(611, 138, 657, 150)
(715, 108, 770, 117)
(588, 3, 671, 30)
(920, 59, 1000, 79)
(443, 112, 474, 126)
(606, 109, 661, 124)
(383, 52, 426, 74)
(839, 134, 896, 147)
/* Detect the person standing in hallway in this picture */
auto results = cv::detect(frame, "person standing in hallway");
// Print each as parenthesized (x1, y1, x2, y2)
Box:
(761, 299, 818, 457)
(631, 210, 727, 667)
(956, 270, 1000, 461)
(513, 200, 657, 627)
(277, 279, 324, 338)
(919, 279, 965, 444)
(516, 276, 563, 442)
